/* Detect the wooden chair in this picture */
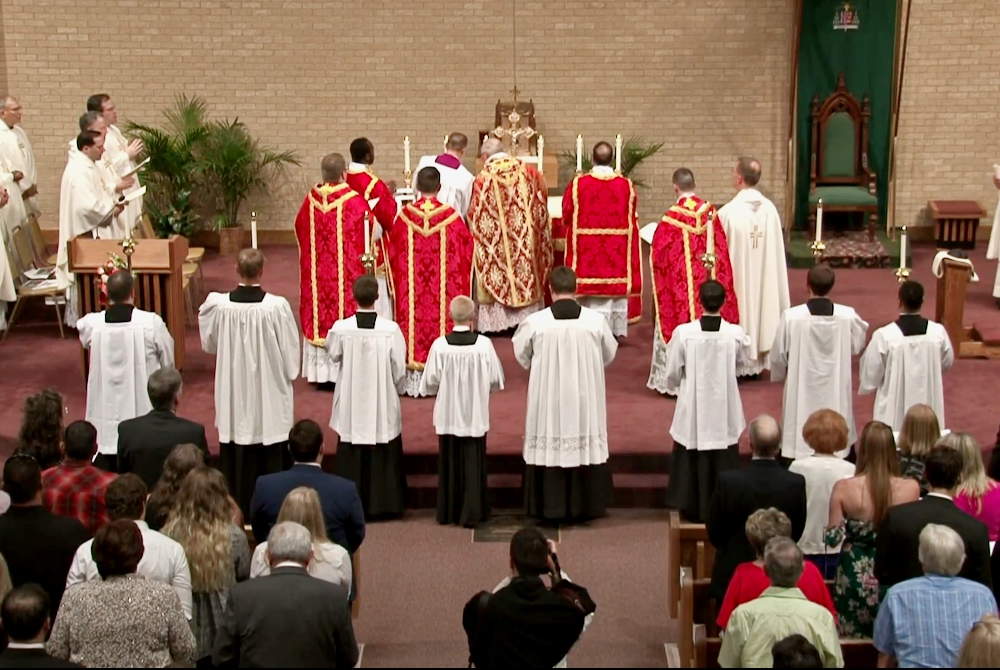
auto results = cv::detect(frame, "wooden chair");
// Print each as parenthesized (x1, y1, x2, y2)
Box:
(2, 226, 65, 341)
(809, 72, 879, 241)
(25, 215, 56, 268)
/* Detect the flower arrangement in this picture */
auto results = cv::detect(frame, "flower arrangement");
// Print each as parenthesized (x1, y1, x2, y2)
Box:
(97, 254, 131, 307)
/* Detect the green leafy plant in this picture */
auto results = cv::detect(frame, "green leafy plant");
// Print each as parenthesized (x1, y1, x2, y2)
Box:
(146, 190, 198, 238)
(557, 137, 664, 188)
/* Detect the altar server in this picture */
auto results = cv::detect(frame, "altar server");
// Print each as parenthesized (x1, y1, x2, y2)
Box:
(419, 296, 504, 527)
(412, 132, 475, 218)
(327, 275, 407, 519)
(513, 266, 617, 522)
(199, 248, 299, 513)
(859, 280, 954, 431)
(78, 270, 173, 471)
(664, 280, 749, 523)
(346, 138, 395, 320)
(770, 265, 868, 459)
(88, 94, 144, 232)
(0, 96, 40, 218)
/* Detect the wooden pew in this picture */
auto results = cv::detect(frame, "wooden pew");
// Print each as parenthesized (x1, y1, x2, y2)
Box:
(666, 567, 706, 668)
(667, 510, 718, 631)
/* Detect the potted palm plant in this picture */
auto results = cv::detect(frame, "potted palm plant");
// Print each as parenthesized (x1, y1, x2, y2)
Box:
(557, 137, 664, 188)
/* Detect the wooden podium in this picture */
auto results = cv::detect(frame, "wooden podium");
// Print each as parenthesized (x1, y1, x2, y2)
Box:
(935, 257, 1000, 360)
(69, 236, 189, 369)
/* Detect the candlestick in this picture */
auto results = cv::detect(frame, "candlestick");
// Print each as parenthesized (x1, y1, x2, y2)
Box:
(537, 136, 544, 175)
(364, 210, 371, 255)
(250, 210, 258, 249)
(444, 134, 449, 152)
(815, 199, 823, 243)
(403, 136, 410, 175)
(576, 134, 583, 174)
(361, 211, 376, 276)
(615, 134, 622, 173)
(895, 225, 910, 282)
(707, 217, 715, 257)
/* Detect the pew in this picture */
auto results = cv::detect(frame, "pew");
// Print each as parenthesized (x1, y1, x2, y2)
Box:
(667, 511, 718, 632)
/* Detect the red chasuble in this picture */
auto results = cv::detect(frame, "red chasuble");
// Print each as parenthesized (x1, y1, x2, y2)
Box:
(294, 182, 370, 345)
(387, 197, 473, 370)
(651, 195, 740, 343)
(562, 171, 642, 322)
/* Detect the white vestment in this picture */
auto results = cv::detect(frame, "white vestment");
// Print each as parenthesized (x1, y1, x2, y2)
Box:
(0, 167, 27, 241)
(104, 125, 143, 233)
(769, 301, 869, 459)
(67, 141, 128, 239)
(78, 307, 174, 454)
(199, 291, 300, 445)
(413, 155, 475, 219)
(418, 329, 505, 437)
(512, 304, 617, 468)
(719, 188, 790, 376)
(858, 319, 954, 431)
(326, 312, 406, 444)
(0, 225, 16, 330)
(0, 123, 39, 217)
(988, 193, 1000, 298)
(665, 318, 750, 450)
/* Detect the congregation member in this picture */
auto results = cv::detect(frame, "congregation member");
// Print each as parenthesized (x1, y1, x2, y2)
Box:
(419, 296, 505, 527)
(78, 270, 174, 470)
(145, 443, 242, 532)
(859, 280, 954, 431)
(413, 132, 475, 218)
(15, 389, 64, 472)
(41, 421, 115, 533)
(327, 275, 407, 518)
(116, 367, 209, 490)
(718, 538, 842, 669)
(513, 267, 617, 523)
(896, 403, 942, 494)
(0, 96, 39, 219)
(346, 138, 396, 320)
(663, 280, 749, 523)
(294, 153, 372, 384)
(949, 433, 1000, 539)
(958, 614, 1000, 667)
(213, 522, 359, 669)
(874, 524, 998, 669)
(707, 415, 806, 601)
(718, 157, 790, 378)
(468, 137, 552, 332)
(770, 264, 868, 459)
(67, 474, 193, 620)
(199, 248, 300, 513)
(249, 419, 365, 552)
(0, 455, 90, 616)
(561, 141, 642, 336)
(87, 94, 143, 230)
(648, 168, 739, 393)
(0, 585, 82, 669)
(387, 165, 474, 396)
(771, 635, 824, 669)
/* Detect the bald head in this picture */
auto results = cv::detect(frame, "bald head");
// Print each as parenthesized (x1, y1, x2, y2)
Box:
(749, 414, 782, 458)
(480, 137, 504, 159)
(321, 153, 347, 184)
(447, 133, 468, 152)
(736, 156, 762, 188)
(592, 142, 614, 167)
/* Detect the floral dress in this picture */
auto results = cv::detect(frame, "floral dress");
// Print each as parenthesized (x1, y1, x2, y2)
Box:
(825, 517, 879, 638)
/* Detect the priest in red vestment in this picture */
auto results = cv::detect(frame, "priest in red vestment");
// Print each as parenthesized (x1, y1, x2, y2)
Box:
(346, 137, 396, 320)
(468, 137, 553, 333)
(562, 141, 642, 337)
(648, 167, 739, 395)
(387, 166, 474, 397)
(294, 153, 371, 385)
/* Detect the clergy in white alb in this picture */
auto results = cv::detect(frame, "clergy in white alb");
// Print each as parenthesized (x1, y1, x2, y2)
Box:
(513, 267, 617, 523)
(199, 249, 300, 514)
(78, 271, 174, 469)
(418, 296, 505, 527)
(987, 167, 1000, 304)
(89, 94, 144, 233)
(0, 189, 19, 330)
(664, 280, 749, 523)
(411, 133, 475, 219)
(858, 280, 954, 432)
(327, 275, 408, 519)
(718, 157, 790, 377)
(769, 265, 868, 460)
(75, 111, 133, 239)
(0, 160, 26, 242)
(0, 96, 40, 219)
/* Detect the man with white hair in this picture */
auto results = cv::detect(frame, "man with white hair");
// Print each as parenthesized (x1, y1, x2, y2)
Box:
(412, 132, 475, 218)
(213, 521, 359, 668)
(0, 96, 39, 219)
(874, 524, 997, 669)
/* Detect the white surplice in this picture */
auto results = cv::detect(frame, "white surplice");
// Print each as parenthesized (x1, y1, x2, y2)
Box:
(326, 312, 406, 444)
(418, 329, 505, 438)
(0, 223, 17, 330)
(987, 192, 1000, 298)
(78, 307, 174, 453)
(412, 155, 475, 219)
(769, 301, 869, 459)
(512, 304, 618, 468)
(67, 141, 128, 239)
(199, 292, 300, 445)
(104, 125, 143, 233)
(719, 188, 790, 376)
(858, 319, 954, 431)
(0, 123, 39, 217)
(665, 318, 750, 450)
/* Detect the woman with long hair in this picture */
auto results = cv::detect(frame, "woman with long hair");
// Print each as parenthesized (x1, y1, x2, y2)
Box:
(146, 444, 242, 531)
(162, 466, 249, 664)
(896, 404, 942, 494)
(826, 421, 919, 638)
(949, 433, 1000, 540)
(958, 614, 1000, 668)
(16, 389, 64, 470)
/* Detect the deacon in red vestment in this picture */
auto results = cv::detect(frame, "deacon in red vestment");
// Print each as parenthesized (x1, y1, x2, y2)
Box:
(562, 141, 642, 337)
(294, 153, 371, 384)
(346, 137, 396, 319)
(468, 138, 553, 333)
(387, 166, 474, 397)
(648, 168, 739, 395)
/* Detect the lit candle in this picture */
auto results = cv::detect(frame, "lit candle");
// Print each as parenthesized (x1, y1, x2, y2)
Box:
(707, 216, 715, 257)
(537, 136, 544, 175)
(899, 226, 908, 271)
(403, 136, 410, 174)
(816, 199, 824, 243)
(250, 210, 258, 249)
(364, 211, 371, 255)
(615, 134, 622, 173)
(576, 134, 583, 173)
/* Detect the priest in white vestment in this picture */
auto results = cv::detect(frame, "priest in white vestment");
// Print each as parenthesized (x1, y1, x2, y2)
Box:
(89, 94, 144, 233)
(199, 248, 300, 514)
(412, 133, 475, 219)
(513, 267, 617, 522)
(0, 189, 18, 330)
(0, 97, 40, 218)
(327, 275, 408, 519)
(664, 280, 749, 523)
(419, 296, 505, 527)
(75, 112, 133, 239)
(859, 280, 954, 432)
(718, 157, 790, 377)
(987, 168, 1000, 305)
(0, 162, 26, 242)
(78, 271, 173, 471)
(770, 265, 868, 460)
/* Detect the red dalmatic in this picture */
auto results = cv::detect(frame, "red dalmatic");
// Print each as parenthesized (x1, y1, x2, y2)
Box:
(387, 197, 474, 370)
(345, 167, 395, 286)
(562, 171, 642, 322)
(651, 195, 739, 343)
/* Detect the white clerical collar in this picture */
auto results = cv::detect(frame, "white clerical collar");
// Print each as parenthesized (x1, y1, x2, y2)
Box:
(453, 325, 471, 332)
(6, 643, 46, 650)
(591, 165, 615, 176)
(356, 308, 376, 314)
(485, 152, 509, 164)
(926, 492, 954, 501)
(296, 462, 322, 468)
(274, 561, 307, 570)
(348, 162, 368, 171)
(239, 283, 261, 287)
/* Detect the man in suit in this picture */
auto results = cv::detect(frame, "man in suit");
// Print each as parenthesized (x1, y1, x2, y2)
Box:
(707, 414, 807, 601)
(212, 521, 359, 668)
(249, 419, 365, 553)
(0, 585, 82, 668)
(117, 367, 208, 490)
(876, 445, 992, 590)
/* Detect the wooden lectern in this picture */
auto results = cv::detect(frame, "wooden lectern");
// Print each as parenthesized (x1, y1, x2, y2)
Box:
(69, 236, 189, 370)
(934, 256, 1000, 360)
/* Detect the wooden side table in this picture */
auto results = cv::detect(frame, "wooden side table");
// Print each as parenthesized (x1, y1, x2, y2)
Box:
(928, 200, 986, 249)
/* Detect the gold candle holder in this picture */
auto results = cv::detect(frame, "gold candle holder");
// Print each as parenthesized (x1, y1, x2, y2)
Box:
(894, 267, 911, 283)
(361, 252, 377, 276)
(700, 251, 716, 273)
(121, 236, 136, 272)
(810, 240, 826, 262)
(402, 169, 413, 185)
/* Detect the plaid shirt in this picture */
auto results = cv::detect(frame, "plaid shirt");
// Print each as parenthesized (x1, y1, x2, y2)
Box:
(42, 463, 117, 534)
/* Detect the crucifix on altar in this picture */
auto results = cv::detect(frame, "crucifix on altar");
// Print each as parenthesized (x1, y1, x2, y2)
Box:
(477, 87, 559, 186)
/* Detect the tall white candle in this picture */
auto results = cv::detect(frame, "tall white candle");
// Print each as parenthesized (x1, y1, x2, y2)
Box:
(537, 136, 544, 175)
(576, 134, 583, 173)
(899, 226, 908, 271)
(403, 136, 410, 174)
(707, 217, 715, 257)
(250, 210, 258, 249)
(364, 211, 371, 255)
(816, 199, 824, 242)
(615, 134, 622, 173)
(444, 135, 449, 152)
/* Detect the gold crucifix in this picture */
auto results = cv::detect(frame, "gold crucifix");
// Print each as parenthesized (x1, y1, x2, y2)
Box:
(750, 225, 763, 249)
